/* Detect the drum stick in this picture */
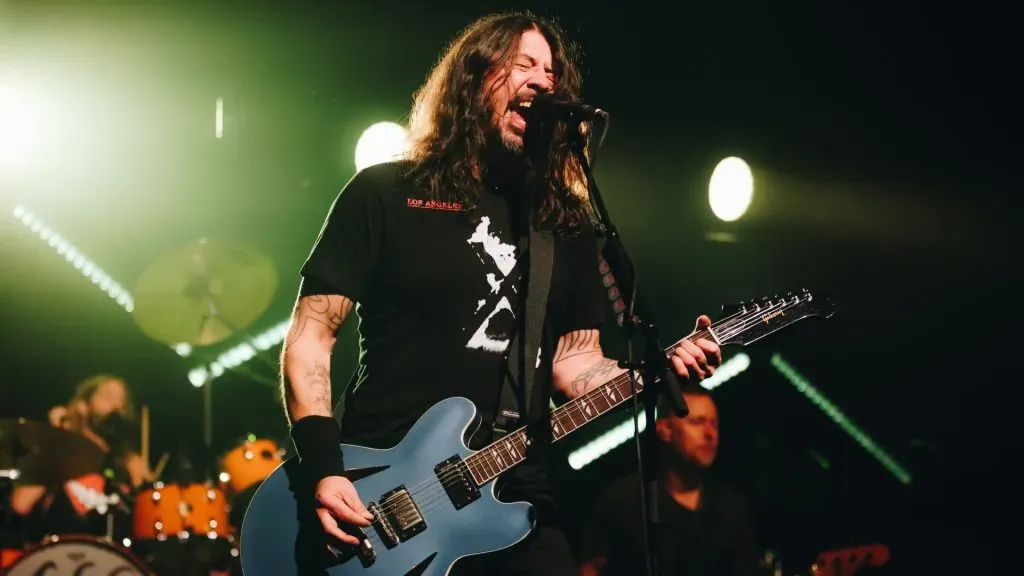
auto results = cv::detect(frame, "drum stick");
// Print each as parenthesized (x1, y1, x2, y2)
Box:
(152, 452, 170, 480)
(141, 405, 149, 464)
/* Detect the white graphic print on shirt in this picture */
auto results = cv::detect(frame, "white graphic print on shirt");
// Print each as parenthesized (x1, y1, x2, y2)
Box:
(464, 216, 519, 353)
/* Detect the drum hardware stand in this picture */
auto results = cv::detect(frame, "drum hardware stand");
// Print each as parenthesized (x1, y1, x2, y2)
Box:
(131, 237, 280, 486)
(191, 285, 276, 485)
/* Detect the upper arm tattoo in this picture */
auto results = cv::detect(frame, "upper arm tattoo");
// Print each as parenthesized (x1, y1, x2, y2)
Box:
(285, 294, 353, 347)
(553, 329, 601, 363)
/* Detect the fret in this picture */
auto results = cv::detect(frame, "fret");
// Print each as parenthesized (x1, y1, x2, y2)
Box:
(563, 402, 584, 430)
(589, 387, 611, 413)
(499, 437, 520, 465)
(602, 381, 621, 405)
(551, 412, 568, 439)
(550, 418, 562, 439)
(467, 456, 486, 486)
(489, 446, 506, 469)
(481, 453, 497, 478)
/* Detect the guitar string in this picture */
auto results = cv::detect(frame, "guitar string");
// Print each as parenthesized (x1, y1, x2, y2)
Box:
(353, 298, 803, 527)
(357, 298, 804, 529)
(355, 299, 809, 545)
(353, 297, 806, 523)
(367, 303, 782, 522)
(350, 320, 721, 525)
(397, 297, 788, 495)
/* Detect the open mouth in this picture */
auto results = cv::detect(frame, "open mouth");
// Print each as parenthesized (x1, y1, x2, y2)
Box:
(508, 98, 533, 131)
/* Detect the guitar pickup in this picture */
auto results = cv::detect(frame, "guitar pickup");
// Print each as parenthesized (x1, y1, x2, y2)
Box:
(369, 485, 427, 548)
(435, 455, 480, 510)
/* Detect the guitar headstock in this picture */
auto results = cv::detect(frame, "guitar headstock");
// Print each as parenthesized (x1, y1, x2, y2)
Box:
(716, 289, 836, 347)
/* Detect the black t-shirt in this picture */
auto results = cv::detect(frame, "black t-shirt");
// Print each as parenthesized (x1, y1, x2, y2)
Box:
(299, 161, 606, 504)
(582, 472, 760, 576)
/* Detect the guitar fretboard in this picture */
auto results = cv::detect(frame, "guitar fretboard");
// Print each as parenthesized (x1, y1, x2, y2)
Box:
(462, 328, 716, 486)
(455, 290, 826, 486)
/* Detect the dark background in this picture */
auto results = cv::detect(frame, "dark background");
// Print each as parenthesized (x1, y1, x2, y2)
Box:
(1, 0, 1007, 573)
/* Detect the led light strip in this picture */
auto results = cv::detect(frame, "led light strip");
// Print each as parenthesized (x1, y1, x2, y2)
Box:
(770, 353, 911, 485)
(12, 204, 290, 381)
(12, 205, 135, 313)
(186, 319, 290, 387)
(567, 352, 751, 470)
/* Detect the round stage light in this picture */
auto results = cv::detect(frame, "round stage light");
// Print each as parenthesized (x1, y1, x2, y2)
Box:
(708, 156, 754, 222)
(354, 121, 408, 171)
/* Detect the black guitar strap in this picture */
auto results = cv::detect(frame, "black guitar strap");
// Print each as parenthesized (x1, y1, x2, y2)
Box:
(491, 224, 555, 442)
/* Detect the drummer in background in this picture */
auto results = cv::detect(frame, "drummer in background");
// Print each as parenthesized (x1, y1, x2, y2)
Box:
(8, 374, 152, 536)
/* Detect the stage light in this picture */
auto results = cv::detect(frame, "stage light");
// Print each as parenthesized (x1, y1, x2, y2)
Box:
(354, 121, 408, 171)
(187, 318, 290, 387)
(0, 85, 41, 172)
(770, 353, 912, 485)
(708, 156, 754, 222)
(215, 98, 224, 139)
(11, 204, 135, 313)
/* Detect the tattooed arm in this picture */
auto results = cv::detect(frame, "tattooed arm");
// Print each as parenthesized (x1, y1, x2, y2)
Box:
(550, 329, 627, 400)
(280, 294, 354, 424)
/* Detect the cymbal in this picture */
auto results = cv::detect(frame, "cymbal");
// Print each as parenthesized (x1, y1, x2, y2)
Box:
(0, 419, 107, 484)
(132, 238, 278, 347)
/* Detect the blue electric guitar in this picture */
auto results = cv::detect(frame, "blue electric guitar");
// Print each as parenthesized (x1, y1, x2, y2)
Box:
(239, 289, 835, 576)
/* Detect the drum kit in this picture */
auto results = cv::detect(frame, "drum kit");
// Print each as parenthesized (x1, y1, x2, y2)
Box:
(1, 239, 286, 576)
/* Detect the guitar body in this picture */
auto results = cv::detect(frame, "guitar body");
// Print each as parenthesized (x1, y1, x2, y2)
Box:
(239, 397, 535, 576)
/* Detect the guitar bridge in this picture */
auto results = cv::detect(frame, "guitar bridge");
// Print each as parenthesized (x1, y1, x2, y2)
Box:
(368, 485, 426, 548)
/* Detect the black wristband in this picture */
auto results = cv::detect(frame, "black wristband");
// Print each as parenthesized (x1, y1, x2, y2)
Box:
(290, 415, 346, 484)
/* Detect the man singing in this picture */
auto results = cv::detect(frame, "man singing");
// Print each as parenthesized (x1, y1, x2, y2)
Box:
(280, 11, 721, 575)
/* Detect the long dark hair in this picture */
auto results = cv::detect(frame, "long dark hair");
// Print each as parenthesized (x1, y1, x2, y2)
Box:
(68, 374, 138, 454)
(404, 12, 593, 233)
(69, 374, 136, 421)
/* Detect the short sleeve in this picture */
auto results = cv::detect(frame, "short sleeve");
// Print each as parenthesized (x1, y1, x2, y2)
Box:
(299, 164, 393, 301)
(552, 223, 607, 336)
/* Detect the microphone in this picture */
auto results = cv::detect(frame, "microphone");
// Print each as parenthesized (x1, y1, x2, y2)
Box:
(525, 93, 608, 123)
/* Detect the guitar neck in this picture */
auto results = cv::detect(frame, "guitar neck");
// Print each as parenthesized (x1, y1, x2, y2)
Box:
(464, 319, 732, 487)
(461, 289, 833, 486)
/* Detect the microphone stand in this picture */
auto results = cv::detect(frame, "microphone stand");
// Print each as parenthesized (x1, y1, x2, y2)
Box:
(567, 116, 689, 576)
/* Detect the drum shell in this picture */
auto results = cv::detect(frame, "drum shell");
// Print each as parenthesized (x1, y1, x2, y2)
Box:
(131, 482, 230, 541)
(220, 439, 283, 495)
(5, 534, 151, 575)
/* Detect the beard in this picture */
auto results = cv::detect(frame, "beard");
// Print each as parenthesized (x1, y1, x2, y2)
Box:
(499, 126, 524, 155)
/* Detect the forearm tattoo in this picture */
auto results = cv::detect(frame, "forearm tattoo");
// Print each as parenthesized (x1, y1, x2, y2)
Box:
(281, 295, 352, 418)
(305, 361, 333, 414)
(553, 329, 601, 363)
(569, 358, 619, 396)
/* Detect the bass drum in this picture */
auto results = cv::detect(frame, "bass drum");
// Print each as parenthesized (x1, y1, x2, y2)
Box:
(5, 534, 151, 575)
